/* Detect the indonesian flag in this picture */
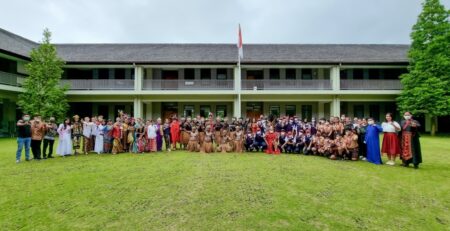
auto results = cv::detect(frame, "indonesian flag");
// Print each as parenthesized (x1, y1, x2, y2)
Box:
(237, 24, 243, 60)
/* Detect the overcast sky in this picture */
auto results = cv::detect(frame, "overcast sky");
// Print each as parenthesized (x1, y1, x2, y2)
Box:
(1, 0, 448, 44)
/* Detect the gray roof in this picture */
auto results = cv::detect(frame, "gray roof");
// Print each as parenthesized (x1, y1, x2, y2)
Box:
(1, 27, 409, 64)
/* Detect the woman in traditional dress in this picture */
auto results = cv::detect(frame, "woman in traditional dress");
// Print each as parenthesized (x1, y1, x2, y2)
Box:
(111, 118, 123, 154)
(264, 127, 280, 155)
(163, 118, 171, 152)
(202, 125, 214, 153)
(145, 120, 157, 152)
(94, 120, 104, 154)
(170, 117, 180, 150)
(56, 118, 72, 156)
(155, 118, 163, 151)
(135, 119, 146, 153)
(400, 112, 422, 169)
(365, 118, 383, 165)
(127, 118, 136, 153)
(233, 126, 244, 153)
(187, 126, 200, 152)
(381, 113, 401, 166)
(71, 115, 83, 155)
(102, 120, 113, 153)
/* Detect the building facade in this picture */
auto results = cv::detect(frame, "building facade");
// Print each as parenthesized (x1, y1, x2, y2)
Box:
(0, 28, 446, 136)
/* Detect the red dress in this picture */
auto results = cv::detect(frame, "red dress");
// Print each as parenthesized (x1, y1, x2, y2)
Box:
(170, 121, 180, 143)
(265, 132, 280, 154)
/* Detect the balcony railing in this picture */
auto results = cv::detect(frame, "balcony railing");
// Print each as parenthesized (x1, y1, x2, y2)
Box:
(0, 71, 24, 86)
(340, 79, 402, 90)
(241, 79, 332, 90)
(60, 79, 134, 90)
(143, 79, 234, 90)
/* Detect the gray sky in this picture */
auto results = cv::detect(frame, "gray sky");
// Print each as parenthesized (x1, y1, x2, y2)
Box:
(1, 0, 448, 44)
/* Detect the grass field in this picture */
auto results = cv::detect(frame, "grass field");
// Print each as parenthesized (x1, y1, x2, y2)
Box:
(0, 136, 449, 231)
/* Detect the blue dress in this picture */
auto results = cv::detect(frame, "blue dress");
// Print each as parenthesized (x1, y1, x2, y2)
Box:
(365, 124, 383, 165)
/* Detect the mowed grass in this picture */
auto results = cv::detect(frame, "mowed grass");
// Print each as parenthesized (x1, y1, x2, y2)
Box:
(0, 136, 449, 231)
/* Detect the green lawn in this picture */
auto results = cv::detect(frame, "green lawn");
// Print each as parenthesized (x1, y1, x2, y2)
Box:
(0, 136, 449, 231)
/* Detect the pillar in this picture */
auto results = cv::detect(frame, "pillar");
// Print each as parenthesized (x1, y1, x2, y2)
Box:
(331, 66, 340, 91)
(331, 96, 340, 117)
(134, 66, 143, 91)
(233, 95, 241, 118)
(318, 102, 325, 118)
(144, 102, 152, 119)
(133, 97, 143, 118)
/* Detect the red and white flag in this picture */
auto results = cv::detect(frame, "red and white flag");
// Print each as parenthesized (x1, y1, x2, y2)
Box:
(237, 24, 243, 60)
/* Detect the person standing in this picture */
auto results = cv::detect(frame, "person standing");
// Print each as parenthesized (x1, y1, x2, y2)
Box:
(381, 113, 401, 166)
(71, 115, 83, 155)
(15, 114, 32, 163)
(155, 118, 163, 151)
(82, 116, 93, 155)
(43, 117, 58, 159)
(170, 117, 180, 150)
(400, 112, 422, 169)
(365, 118, 383, 165)
(30, 115, 45, 160)
(94, 120, 104, 154)
(56, 118, 73, 156)
(163, 118, 171, 152)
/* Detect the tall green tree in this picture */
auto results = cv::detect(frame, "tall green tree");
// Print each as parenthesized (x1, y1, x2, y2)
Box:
(18, 28, 68, 119)
(397, 0, 450, 135)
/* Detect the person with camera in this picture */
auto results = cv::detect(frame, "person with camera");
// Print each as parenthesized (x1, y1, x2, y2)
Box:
(15, 114, 32, 163)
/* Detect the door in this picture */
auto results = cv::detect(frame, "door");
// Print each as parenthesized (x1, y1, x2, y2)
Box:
(162, 70, 178, 90)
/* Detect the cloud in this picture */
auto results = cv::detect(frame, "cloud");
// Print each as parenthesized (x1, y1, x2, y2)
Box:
(0, 0, 447, 44)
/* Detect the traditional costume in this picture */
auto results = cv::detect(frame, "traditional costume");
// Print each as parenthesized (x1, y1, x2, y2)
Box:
(400, 118, 422, 168)
(365, 123, 383, 164)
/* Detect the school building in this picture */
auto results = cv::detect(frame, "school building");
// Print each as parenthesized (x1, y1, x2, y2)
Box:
(0, 28, 448, 136)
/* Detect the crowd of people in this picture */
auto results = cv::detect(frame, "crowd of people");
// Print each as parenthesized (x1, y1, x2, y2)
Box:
(15, 110, 423, 168)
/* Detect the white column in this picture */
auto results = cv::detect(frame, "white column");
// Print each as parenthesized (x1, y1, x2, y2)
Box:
(133, 97, 143, 118)
(331, 66, 340, 91)
(233, 66, 241, 91)
(234, 96, 241, 117)
(331, 96, 341, 117)
(144, 102, 153, 119)
(318, 102, 325, 118)
(134, 66, 143, 91)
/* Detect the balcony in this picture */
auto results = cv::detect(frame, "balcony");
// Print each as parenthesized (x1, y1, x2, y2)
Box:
(60, 79, 134, 90)
(143, 79, 234, 90)
(340, 79, 402, 90)
(0, 71, 24, 86)
(241, 79, 332, 90)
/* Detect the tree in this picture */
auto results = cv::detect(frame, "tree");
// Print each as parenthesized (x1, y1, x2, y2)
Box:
(397, 0, 450, 135)
(18, 28, 68, 120)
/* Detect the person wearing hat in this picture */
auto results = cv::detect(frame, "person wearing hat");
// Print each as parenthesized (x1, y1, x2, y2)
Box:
(43, 117, 58, 159)
(71, 115, 83, 155)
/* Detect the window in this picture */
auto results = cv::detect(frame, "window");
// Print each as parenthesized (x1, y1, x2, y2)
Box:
(184, 105, 194, 117)
(369, 69, 380, 80)
(285, 105, 296, 117)
(115, 69, 125, 79)
(286, 69, 296, 80)
(301, 105, 312, 121)
(200, 105, 211, 118)
(354, 105, 364, 118)
(353, 69, 364, 80)
(184, 68, 195, 80)
(217, 69, 227, 80)
(369, 105, 380, 122)
(301, 69, 312, 80)
(98, 105, 109, 118)
(269, 69, 280, 80)
(246, 70, 263, 79)
(216, 105, 227, 118)
(269, 105, 280, 117)
(201, 69, 211, 80)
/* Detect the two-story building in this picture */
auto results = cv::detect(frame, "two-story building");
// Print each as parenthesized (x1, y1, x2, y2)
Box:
(0, 28, 446, 136)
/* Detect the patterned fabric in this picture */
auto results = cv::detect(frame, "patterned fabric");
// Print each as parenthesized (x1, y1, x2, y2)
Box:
(401, 132, 412, 160)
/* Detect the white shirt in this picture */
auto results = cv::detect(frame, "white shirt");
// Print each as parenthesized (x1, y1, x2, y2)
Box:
(83, 122, 93, 137)
(147, 125, 157, 139)
(382, 121, 400, 133)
